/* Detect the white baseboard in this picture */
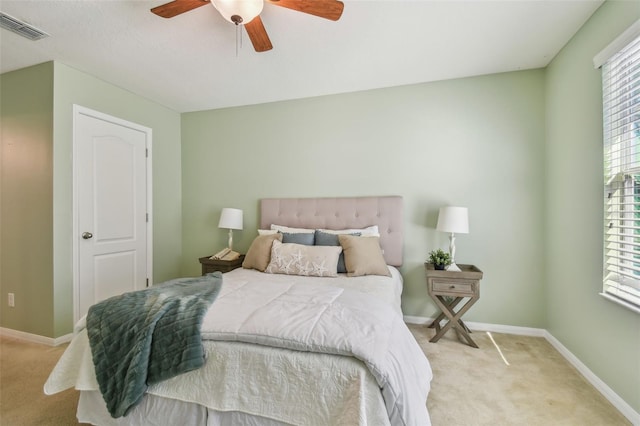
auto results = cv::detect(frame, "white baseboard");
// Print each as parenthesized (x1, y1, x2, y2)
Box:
(404, 315, 547, 336)
(404, 315, 640, 425)
(544, 331, 640, 425)
(0, 327, 72, 346)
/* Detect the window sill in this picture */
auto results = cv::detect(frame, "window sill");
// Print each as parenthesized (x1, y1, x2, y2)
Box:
(599, 293, 640, 315)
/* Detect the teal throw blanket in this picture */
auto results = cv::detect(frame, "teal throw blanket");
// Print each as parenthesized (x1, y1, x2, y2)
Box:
(87, 273, 223, 418)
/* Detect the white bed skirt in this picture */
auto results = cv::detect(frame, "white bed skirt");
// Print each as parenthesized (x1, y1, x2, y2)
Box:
(79, 391, 297, 426)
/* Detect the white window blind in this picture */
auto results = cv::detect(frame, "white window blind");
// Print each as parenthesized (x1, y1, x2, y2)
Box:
(603, 31, 640, 310)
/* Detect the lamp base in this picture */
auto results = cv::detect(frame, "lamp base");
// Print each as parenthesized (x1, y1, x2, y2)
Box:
(447, 262, 462, 272)
(228, 229, 234, 252)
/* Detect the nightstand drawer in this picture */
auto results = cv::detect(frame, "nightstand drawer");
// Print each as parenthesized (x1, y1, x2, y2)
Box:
(431, 280, 476, 295)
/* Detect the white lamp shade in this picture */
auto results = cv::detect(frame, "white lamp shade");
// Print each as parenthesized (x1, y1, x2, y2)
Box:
(436, 206, 469, 234)
(211, 0, 263, 24)
(218, 208, 243, 230)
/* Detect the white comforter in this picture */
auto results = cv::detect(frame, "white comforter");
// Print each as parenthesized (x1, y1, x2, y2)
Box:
(45, 267, 432, 426)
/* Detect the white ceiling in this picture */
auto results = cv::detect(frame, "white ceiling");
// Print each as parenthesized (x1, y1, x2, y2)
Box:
(1, 0, 603, 112)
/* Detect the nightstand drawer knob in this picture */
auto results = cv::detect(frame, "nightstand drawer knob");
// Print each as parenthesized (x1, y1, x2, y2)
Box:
(449, 285, 455, 289)
(82, 232, 93, 240)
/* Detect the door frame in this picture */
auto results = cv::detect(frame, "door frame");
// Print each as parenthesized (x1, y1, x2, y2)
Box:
(71, 104, 153, 324)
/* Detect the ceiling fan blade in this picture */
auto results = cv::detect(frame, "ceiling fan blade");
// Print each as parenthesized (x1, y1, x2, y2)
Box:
(267, 0, 344, 21)
(151, 0, 209, 18)
(244, 16, 273, 52)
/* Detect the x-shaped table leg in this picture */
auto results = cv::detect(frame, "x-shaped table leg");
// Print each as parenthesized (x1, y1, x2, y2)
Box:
(429, 294, 479, 348)
(428, 297, 464, 331)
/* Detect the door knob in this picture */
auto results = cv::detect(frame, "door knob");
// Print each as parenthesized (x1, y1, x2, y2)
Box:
(82, 232, 93, 239)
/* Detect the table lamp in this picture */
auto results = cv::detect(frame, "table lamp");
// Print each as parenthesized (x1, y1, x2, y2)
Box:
(218, 207, 243, 251)
(436, 206, 469, 272)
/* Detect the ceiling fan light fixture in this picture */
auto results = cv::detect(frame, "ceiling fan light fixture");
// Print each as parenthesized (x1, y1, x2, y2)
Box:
(211, 0, 263, 25)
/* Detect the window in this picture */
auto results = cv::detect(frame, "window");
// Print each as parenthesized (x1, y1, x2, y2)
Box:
(601, 27, 640, 312)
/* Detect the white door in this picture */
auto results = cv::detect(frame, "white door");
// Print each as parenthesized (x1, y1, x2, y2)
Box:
(73, 106, 152, 322)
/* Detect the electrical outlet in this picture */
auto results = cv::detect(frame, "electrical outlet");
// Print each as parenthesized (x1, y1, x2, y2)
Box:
(8, 293, 14, 307)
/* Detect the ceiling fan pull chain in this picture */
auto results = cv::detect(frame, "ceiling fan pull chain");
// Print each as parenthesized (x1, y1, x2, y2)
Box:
(231, 14, 243, 57)
(236, 24, 239, 57)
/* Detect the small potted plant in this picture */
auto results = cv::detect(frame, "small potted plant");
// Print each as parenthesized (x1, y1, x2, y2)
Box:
(428, 249, 451, 270)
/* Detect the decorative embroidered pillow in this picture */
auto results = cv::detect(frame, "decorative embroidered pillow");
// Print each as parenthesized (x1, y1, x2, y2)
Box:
(265, 240, 342, 277)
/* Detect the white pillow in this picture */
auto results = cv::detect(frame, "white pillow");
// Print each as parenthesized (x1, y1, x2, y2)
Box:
(270, 224, 315, 234)
(265, 240, 341, 277)
(258, 229, 278, 235)
(317, 225, 380, 237)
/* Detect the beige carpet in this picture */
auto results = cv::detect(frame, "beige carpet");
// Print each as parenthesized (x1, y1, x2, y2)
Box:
(410, 324, 630, 426)
(0, 327, 630, 426)
(0, 337, 86, 425)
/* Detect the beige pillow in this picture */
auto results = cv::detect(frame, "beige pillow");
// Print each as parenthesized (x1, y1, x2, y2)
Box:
(338, 234, 391, 277)
(242, 233, 283, 272)
(265, 240, 341, 277)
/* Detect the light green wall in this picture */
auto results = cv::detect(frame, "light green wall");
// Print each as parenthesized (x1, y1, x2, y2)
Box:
(545, 0, 640, 414)
(0, 62, 55, 337)
(181, 69, 547, 327)
(3, 2, 637, 415)
(52, 63, 183, 337)
(0, 61, 183, 338)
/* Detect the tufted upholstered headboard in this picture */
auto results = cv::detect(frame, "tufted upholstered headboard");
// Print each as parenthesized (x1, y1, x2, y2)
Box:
(260, 196, 403, 266)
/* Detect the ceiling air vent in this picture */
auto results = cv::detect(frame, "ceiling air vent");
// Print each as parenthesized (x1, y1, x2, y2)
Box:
(0, 12, 49, 41)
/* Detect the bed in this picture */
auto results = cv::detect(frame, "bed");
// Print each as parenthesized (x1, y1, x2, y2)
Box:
(45, 196, 432, 425)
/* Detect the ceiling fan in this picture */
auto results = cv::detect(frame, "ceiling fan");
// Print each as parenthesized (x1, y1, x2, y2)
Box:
(151, 0, 344, 52)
